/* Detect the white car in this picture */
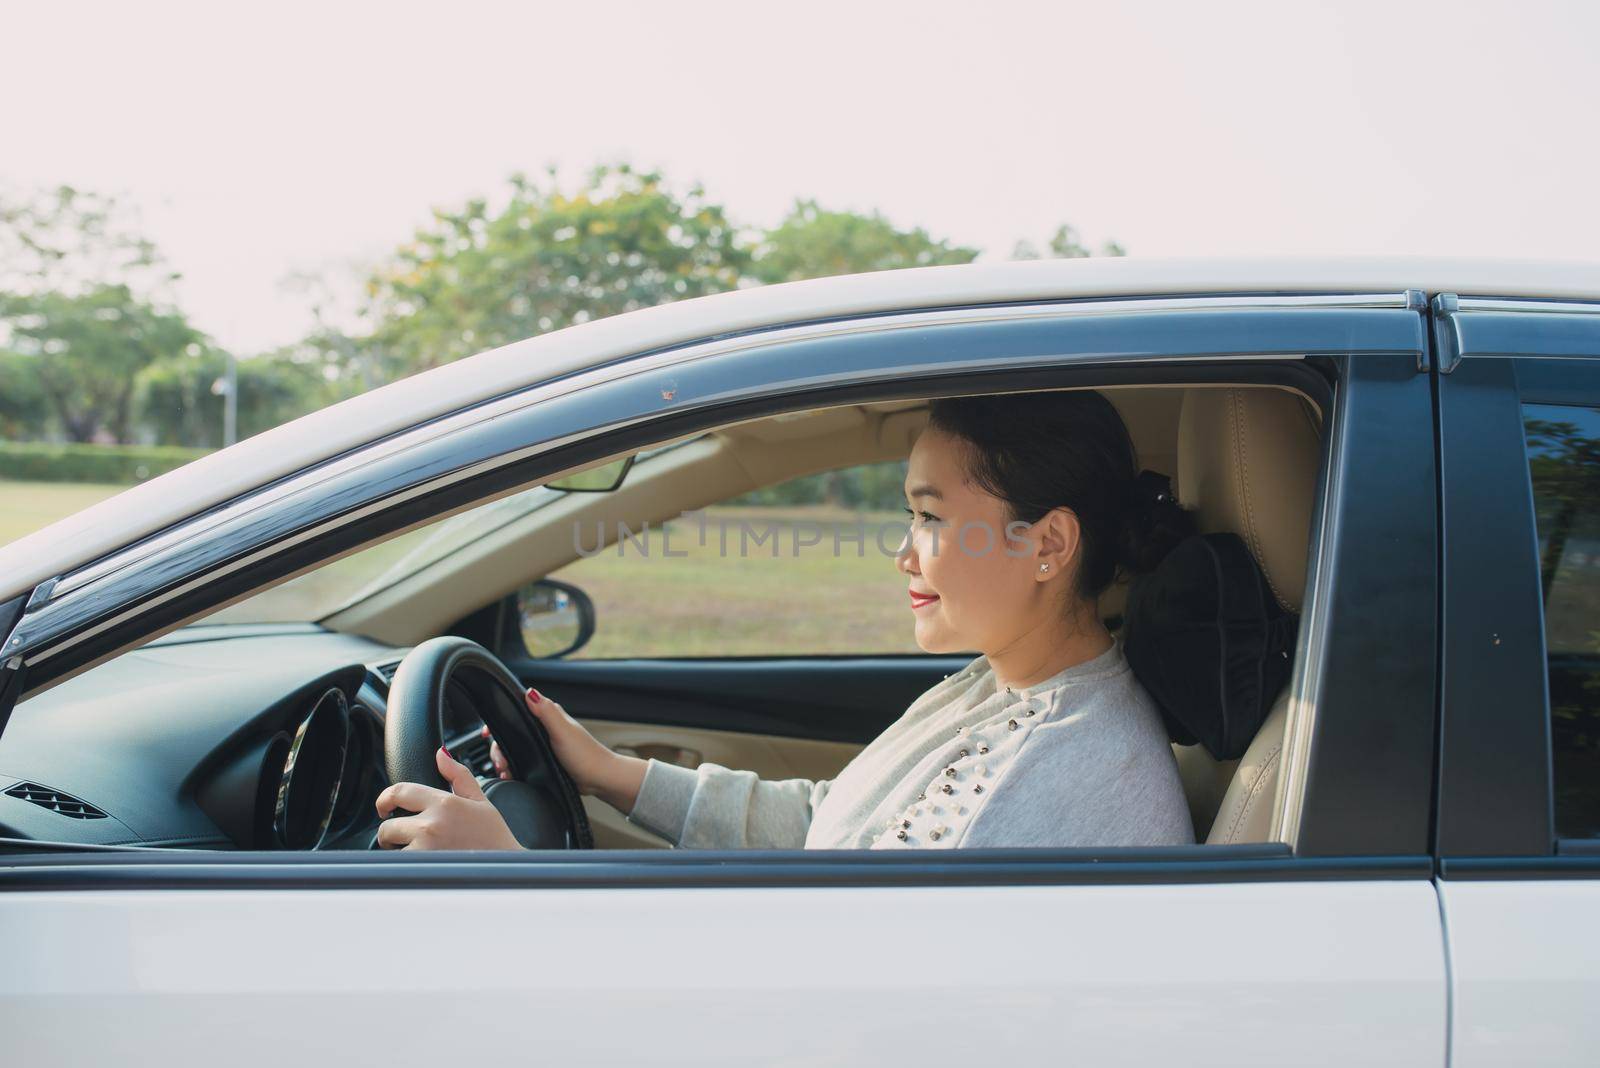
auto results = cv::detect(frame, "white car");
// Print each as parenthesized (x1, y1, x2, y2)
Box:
(3, 257, 1599, 1065)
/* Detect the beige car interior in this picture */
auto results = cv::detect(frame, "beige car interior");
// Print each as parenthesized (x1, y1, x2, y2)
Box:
(322, 383, 1323, 850)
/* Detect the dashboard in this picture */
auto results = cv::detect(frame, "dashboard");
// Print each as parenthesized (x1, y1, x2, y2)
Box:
(0, 624, 493, 850)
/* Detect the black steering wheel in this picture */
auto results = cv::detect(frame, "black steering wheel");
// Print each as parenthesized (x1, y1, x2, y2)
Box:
(382, 636, 592, 849)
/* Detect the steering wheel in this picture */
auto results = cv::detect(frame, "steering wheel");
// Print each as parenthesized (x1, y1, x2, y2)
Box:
(382, 636, 592, 849)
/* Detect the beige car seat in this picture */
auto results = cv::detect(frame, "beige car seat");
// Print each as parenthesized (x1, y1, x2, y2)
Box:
(1167, 387, 1321, 843)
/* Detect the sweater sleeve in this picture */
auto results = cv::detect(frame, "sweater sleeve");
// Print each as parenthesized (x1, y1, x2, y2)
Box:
(624, 757, 832, 849)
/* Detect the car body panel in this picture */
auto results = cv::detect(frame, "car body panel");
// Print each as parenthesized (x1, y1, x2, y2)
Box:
(1434, 354, 1552, 855)
(1440, 880, 1600, 1067)
(0, 878, 1445, 1066)
(1280, 351, 1438, 855)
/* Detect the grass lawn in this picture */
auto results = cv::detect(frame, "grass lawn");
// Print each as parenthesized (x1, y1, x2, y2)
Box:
(0, 480, 131, 546)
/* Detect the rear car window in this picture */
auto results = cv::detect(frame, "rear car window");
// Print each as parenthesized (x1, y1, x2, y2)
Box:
(1524, 403, 1600, 839)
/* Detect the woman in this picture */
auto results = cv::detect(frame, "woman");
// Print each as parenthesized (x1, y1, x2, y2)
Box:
(376, 390, 1197, 850)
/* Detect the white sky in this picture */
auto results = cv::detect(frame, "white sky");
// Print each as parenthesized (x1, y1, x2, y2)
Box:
(3, 0, 1597, 353)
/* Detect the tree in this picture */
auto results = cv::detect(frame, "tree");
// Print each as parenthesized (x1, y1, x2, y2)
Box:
(1012, 223, 1126, 260)
(358, 164, 750, 374)
(277, 269, 386, 397)
(751, 200, 978, 284)
(135, 348, 330, 448)
(0, 184, 176, 299)
(1, 285, 205, 443)
(0, 185, 210, 443)
(0, 350, 50, 439)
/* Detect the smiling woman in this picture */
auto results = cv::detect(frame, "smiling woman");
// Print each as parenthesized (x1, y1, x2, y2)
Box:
(904, 391, 1194, 653)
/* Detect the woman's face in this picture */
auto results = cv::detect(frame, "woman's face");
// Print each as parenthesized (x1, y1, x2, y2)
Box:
(896, 427, 1065, 654)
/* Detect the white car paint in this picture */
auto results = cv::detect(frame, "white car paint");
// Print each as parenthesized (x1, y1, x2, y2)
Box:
(1440, 880, 1600, 1066)
(6, 254, 1600, 603)
(1, 880, 1445, 1066)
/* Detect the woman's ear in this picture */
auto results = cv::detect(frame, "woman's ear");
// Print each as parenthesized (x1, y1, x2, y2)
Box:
(1035, 507, 1082, 580)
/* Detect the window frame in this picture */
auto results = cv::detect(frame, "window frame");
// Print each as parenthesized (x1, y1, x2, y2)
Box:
(8, 295, 1421, 689)
(0, 293, 1440, 878)
(1432, 295, 1600, 874)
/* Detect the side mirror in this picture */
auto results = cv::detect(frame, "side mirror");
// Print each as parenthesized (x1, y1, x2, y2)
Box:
(505, 578, 595, 659)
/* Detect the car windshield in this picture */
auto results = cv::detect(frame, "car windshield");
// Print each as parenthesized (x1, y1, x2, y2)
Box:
(198, 440, 684, 625)
(200, 481, 567, 625)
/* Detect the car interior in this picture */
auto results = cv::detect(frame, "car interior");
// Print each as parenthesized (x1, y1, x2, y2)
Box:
(0, 380, 1323, 855)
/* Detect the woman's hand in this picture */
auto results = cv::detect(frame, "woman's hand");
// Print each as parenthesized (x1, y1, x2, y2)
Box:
(489, 686, 648, 814)
(374, 746, 521, 851)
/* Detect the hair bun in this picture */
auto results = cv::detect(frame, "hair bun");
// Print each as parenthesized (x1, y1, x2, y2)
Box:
(927, 391, 1192, 600)
(1117, 470, 1194, 575)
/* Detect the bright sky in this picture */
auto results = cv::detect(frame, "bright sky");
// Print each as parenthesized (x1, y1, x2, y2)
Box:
(3, 0, 1596, 354)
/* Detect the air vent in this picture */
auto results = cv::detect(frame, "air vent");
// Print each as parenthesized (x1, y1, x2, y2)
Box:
(451, 733, 496, 778)
(5, 782, 108, 820)
(368, 660, 402, 691)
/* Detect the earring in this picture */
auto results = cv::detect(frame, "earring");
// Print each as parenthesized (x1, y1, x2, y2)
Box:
(1038, 563, 1050, 573)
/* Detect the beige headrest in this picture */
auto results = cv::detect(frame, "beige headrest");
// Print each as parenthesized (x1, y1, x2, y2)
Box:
(1177, 388, 1321, 612)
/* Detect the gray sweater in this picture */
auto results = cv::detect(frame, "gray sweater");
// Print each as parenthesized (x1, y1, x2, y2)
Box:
(625, 639, 1195, 850)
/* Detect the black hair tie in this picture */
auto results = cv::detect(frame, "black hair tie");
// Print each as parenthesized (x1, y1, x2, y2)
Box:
(1133, 469, 1174, 508)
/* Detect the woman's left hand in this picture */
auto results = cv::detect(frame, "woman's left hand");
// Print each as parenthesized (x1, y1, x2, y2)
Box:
(374, 746, 522, 851)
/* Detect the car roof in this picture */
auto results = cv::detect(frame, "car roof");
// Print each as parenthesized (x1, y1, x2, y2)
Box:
(5, 253, 1600, 604)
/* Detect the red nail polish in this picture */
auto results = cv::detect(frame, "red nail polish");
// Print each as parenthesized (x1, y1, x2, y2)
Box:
(440, 745, 453, 760)
(480, 724, 490, 738)
(527, 687, 543, 704)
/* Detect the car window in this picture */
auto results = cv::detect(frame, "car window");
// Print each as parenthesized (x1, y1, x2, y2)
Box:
(547, 460, 926, 658)
(1524, 403, 1600, 839)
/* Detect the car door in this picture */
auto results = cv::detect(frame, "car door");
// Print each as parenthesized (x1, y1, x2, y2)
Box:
(2, 291, 1446, 1066)
(1432, 295, 1600, 1066)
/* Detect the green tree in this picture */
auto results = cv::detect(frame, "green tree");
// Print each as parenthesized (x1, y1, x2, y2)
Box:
(1, 186, 211, 443)
(1012, 223, 1126, 260)
(752, 200, 978, 284)
(0, 350, 50, 439)
(1, 285, 205, 443)
(135, 348, 329, 448)
(359, 164, 750, 374)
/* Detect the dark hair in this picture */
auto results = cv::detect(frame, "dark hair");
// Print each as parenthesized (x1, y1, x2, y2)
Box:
(925, 390, 1195, 600)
